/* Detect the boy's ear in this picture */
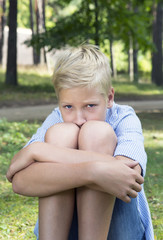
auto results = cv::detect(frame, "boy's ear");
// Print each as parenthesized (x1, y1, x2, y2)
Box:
(107, 87, 114, 108)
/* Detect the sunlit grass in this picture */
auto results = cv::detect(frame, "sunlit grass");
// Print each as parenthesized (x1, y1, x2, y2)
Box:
(0, 67, 56, 106)
(0, 68, 163, 106)
(0, 119, 39, 239)
(113, 76, 163, 100)
(137, 112, 163, 240)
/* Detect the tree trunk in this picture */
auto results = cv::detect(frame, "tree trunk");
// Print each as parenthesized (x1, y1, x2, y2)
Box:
(5, 0, 17, 85)
(37, 0, 46, 63)
(38, 0, 45, 31)
(152, 2, 163, 86)
(34, 0, 40, 64)
(0, 0, 6, 64)
(133, 7, 138, 82)
(133, 47, 138, 82)
(152, 3, 157, 83)
(29, 0, 38, 64)
(94, 0, 99, 45)
(42, 0, 46, 63)
(128, 36, 134, 81)
(109, 39, 117, 78)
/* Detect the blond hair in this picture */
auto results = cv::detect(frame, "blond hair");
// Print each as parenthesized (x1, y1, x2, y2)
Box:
(52, 44, 112, 99)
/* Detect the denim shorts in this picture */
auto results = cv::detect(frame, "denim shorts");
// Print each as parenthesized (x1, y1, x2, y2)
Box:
(34, 197, 145, 240)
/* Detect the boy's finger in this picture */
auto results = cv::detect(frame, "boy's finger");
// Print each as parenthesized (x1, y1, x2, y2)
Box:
(125, 160, 139, 168)
(122, 195, 131, 203)
(128, 190, 138, 199)
(133, 182, 142, 192)
(136, 175, 144, 185)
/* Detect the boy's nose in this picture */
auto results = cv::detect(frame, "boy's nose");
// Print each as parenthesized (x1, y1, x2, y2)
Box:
(74, 112, 86, 127)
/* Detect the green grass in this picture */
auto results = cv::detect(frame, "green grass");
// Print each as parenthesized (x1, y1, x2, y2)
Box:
(0, 68, 163, 107)
(138, 112, 163, 240)
(113, 74, 163, 101)
(0, 112, 163, 239)
(0, 120, 40, 239)
(0, 67, 56, 107)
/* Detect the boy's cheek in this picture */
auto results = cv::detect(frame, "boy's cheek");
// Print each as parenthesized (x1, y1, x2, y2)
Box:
(61, 114, 73, 123)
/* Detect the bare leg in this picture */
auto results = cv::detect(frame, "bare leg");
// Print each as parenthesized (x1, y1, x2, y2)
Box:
(77, 121, 117, 240)
(39, 123, 79, 240)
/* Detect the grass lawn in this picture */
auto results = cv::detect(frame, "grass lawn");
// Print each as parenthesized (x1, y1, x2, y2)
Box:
(138, 112, 163, 240)
(0, 67, 163, 107)
(0, 120, 39, 239)
(0, 112, 163, 239)
(0, 67, 56, 107)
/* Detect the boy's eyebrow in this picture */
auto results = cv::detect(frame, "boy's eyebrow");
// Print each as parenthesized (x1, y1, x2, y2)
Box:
(59, 102, 72, 105)
(83, 99, 100, 103)
(60, 99, 100, 105)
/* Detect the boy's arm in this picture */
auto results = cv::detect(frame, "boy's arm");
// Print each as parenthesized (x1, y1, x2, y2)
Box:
(6, 141, 140, 182)
(7, 142, 143, 203)
(11, 160, 143, 203)
(7, 141, 109, 182)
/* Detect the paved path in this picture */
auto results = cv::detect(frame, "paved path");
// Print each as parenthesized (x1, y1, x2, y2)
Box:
(0, 100, 163, 121)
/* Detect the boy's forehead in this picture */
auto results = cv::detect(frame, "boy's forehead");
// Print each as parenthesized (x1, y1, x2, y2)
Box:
(59, 87, 105, 97)
(59, 86, 102, 96)
(58, 86, 109, 104)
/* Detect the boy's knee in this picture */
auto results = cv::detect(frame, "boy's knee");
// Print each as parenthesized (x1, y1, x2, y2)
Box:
(45, 122, 79, 148)
(78, 121, 117, 154)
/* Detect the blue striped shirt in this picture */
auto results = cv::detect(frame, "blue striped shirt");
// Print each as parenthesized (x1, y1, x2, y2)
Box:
(27, 102, 154, 239)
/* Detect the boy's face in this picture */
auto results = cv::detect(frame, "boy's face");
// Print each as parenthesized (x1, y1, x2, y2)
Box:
(59, 87, 114, 127)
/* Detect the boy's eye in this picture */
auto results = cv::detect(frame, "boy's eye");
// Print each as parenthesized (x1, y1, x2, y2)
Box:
(65, 105, 72, 109)
(87, 104, 95, 108)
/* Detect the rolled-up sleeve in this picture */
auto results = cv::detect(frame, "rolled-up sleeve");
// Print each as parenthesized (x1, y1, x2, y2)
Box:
(113, 109, 147, 176)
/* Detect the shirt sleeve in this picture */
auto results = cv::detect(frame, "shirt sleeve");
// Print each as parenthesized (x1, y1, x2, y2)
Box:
(25, 107, 63, 147)
(113, 111, 147, 176)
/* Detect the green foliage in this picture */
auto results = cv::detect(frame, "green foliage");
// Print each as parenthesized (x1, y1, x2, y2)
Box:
(138, 51, 152, 72)
(5, 0, 30, 28)
(17, 0, 30, 28)
(0, 113, 163, 239)
(26, 0, 153, 54)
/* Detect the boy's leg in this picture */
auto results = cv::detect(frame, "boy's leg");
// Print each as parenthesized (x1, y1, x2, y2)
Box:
(108, 197, 145, 240)
(39, 123, 79, 240)
(77, 121, 117, 240)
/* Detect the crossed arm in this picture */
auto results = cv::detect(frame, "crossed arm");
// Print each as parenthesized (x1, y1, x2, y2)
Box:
(6, 138, 143, 203)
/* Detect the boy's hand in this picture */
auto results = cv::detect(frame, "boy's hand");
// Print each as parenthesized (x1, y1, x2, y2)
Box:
(90, 159, 144, 203)
(115, 155, 142, 175)
(6, 145, 34, 182)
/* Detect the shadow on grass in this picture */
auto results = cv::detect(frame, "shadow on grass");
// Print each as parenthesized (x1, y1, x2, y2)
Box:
(138, 112, 163, 131)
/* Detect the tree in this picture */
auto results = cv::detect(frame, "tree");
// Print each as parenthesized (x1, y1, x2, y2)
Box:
(26, 0, 153, 79)
(152, 1, 163, 86)
(109, 39, 117, 78)
(29, 0, 46, 64)
(35, 0, 40, 64)
(5, 0, 17, 85)
(30, 0, 38, 64)
(37, 0, 46, 63)
(0, 0, 6, 64)
(129, 6, 139, 82)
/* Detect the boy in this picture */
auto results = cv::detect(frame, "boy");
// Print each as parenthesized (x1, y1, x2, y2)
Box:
(6, 44, 154, 240)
